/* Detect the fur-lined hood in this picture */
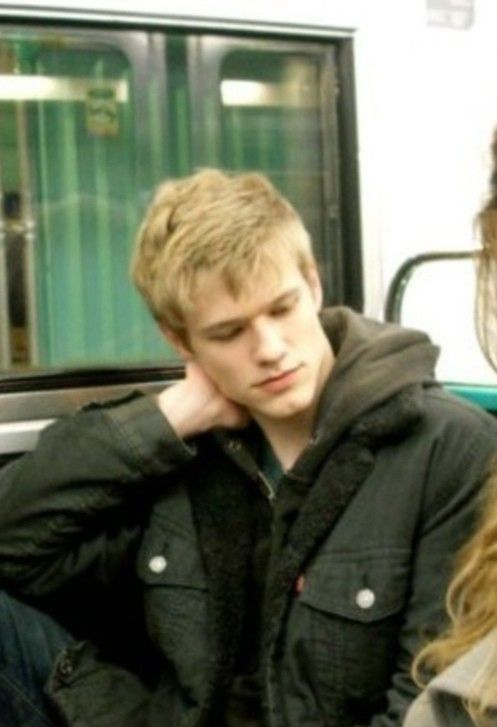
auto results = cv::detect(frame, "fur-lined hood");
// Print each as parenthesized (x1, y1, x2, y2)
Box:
(286, 306, 439, 478)
(318, 307, 438, 441)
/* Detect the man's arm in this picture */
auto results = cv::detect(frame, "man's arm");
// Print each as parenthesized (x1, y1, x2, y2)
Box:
(0, 362, 247, 596)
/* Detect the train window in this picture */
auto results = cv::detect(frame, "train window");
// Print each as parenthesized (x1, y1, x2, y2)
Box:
(0, 24, 357, 385)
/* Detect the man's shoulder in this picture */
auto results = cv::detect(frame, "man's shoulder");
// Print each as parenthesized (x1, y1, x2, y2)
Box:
(422, 386, 497, 431)
(410, 386, 497, 470)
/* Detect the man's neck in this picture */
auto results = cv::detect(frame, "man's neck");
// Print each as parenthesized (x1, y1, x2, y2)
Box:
(256, 337, 335, 471)
(259, 416, 314, 471)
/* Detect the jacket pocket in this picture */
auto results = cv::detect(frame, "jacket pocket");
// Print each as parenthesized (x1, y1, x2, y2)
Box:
(136, 520, 210, 694)
(136, 527, 208, 590)
(281, 549, 410, 717)
(299, 547, 410, 622)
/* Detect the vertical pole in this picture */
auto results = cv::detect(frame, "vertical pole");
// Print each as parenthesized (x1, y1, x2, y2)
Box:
(0, 152, 11, 370)
(16, 97, 38, 366)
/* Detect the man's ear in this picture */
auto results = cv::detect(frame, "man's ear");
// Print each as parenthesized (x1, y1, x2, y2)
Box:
(160, 324, 193, 361)
(306, 265, 323, 311)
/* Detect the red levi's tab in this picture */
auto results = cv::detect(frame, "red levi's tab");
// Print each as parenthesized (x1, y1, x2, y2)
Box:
(295, 574, 305, 594)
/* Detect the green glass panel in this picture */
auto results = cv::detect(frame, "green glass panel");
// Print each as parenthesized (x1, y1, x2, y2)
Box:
(21, 37, 171, 367)
(219, 50, 325, 251)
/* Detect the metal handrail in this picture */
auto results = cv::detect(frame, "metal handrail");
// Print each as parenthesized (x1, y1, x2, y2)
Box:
(384, 249, 479, 323)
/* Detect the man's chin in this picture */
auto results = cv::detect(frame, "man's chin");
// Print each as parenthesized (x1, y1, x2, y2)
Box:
(252, 392, 314, 421)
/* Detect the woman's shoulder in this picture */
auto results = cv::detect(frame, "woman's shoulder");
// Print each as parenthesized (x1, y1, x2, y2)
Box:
(404, 629, 497, 726)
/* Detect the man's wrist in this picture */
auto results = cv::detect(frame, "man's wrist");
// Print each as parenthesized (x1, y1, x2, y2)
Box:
(156, 383, 213, 439)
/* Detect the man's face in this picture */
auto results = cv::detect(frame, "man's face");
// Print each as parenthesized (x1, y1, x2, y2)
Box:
(177, 256, 333, 426)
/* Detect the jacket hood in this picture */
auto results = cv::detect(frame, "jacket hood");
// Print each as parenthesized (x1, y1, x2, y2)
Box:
(302, 307, 439, 462)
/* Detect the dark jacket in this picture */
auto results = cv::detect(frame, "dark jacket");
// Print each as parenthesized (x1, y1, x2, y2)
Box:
(0, 307, 495, 727)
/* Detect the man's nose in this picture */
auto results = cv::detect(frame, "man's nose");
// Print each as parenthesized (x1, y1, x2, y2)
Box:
(252, 320, 286, 363)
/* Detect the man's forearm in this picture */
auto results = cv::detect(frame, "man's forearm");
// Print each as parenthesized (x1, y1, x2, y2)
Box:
(0, 393, 194, 593)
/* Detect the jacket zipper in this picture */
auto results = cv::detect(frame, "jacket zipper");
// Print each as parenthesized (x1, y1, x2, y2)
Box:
(258, 470, 275, 501)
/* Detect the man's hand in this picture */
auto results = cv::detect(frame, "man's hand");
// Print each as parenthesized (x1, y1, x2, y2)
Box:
(156, 362, 249, 439)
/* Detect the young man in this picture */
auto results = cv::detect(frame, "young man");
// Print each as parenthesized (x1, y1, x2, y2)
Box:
(0, 169, 495, 727)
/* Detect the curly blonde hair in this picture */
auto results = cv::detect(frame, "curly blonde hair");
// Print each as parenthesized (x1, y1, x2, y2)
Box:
(413, 460, 497, 724)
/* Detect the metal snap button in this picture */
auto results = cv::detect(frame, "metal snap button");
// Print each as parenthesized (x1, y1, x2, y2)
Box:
(148, 555, 167, 574)
(57, 652, 74, 678)
(228, 439, 241, 452)
(355, 588, 375, 609)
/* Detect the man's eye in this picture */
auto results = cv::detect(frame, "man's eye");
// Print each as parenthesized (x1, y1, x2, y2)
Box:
(270, 294, 298, 317)
(271, 303, 293, 316)
(211, 328, 242, 342)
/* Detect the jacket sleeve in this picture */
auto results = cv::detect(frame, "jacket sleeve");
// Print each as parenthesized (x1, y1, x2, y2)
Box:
(366, 396, 497, 727)
(0, 392, 195, 596)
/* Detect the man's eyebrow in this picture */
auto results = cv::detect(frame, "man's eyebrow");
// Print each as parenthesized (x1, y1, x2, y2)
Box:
(199, 288, 299, 336)
(200, 317, 247, 336)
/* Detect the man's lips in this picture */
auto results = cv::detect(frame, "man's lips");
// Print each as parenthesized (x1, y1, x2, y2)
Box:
(254, 365, 302, 391)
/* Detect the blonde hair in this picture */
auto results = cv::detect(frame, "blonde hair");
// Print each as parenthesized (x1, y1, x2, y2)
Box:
(476, 129, 497, 372)
(413, 461, 497, 725)
(131, 168, 315, 339)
